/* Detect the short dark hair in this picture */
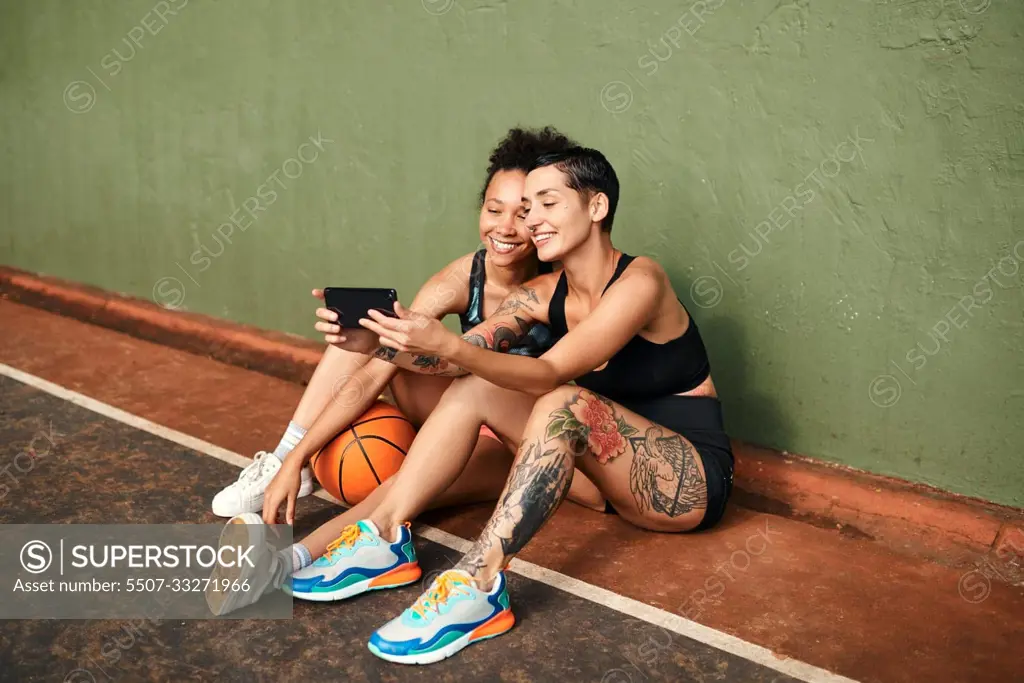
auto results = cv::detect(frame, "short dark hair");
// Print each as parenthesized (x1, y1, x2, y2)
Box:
(530, 147, 620, 232)
(479, 126, 577, 204)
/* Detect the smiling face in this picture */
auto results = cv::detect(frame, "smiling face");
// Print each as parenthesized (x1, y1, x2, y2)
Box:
(522, 164, 607, 262)
(478, 169, 537, 267)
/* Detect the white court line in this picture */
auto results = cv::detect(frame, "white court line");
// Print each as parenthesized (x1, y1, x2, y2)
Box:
(1, 362, 860, 683)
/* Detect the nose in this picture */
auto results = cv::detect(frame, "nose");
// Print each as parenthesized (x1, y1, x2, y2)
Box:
(524, 211, 543, 232)
(493, 212, 518, 236)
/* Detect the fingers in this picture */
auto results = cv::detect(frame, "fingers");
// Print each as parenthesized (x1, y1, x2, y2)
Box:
(315, 307, 338, 323)
(315, 320, 344, 336)
(312, 289, 325, 300)
(262, 498, 276, 525)
(358, 316, 393, 340)
(365, 308, 404, 330)
(286, 493, 296, 526)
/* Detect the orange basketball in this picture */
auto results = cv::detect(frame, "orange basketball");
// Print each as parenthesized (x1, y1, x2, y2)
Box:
(311, 401, 416, 505)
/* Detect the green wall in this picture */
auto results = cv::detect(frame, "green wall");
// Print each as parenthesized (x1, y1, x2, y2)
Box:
(2, 0, 1022, 506)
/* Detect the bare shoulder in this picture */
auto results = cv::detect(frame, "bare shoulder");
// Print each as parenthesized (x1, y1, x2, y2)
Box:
(617, 255, 666, 291)
(492, 270, 560, 323)
(410, 251, 476, 316)
(626, 255, 664, 277)
(521, 269, 561, 301)
(438, 251, 478, 282)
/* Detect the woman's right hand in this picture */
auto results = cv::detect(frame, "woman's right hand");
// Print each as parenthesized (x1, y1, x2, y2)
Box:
(262, 458, 304, 525)
(312, 289, 380, 354)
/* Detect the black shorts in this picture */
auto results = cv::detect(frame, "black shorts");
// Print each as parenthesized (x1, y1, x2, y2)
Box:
(603, 396, 734, 532)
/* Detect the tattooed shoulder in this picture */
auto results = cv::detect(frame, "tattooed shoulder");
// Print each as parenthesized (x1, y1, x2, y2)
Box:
(493, 286, 541, 317)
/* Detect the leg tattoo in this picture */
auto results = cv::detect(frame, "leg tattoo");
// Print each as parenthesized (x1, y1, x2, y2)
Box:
(544, 390, 638, 462)
(455, 440, 573, 577)
(543, 389, 709, 518)
(628, 427, 707, 517)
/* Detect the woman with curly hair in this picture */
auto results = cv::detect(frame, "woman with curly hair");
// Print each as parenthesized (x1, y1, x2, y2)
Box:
(341, 144, 733, 663)
(205, 127, 606, 611)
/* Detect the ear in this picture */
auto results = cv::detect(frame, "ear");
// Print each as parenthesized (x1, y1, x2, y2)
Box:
(590, 192, 609, 225)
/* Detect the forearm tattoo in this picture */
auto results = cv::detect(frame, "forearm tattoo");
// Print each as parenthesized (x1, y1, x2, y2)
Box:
(372, 346, 468, 377)
(455, 440, 573, 577)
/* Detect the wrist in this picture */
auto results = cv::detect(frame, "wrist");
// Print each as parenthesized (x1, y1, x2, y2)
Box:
(441, 331, 463, 361)
(282, 451, 308, 469)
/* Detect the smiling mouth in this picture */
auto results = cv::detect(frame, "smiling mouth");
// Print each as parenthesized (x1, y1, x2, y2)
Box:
(489, 236, 522, 254)
(532, 232, 555, 245)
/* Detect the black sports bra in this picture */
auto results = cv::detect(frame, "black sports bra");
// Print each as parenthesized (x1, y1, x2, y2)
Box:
(458, 249, 555, 357)
(547, 253, 711, 402)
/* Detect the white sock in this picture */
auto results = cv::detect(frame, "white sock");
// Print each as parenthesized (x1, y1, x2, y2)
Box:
(272, 421, 307, 462)
(279, 543, 313, 573)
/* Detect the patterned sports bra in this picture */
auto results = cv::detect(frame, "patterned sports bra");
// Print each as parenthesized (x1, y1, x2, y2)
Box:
(458, 249, 555, 357)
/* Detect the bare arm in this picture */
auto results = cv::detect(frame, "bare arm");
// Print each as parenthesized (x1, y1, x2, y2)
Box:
(286, 255, 473, 466)
(361, 259, 665, 397)
(367, 283, 547, 376)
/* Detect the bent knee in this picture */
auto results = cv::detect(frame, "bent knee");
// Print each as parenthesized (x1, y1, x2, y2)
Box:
(442, 374, 504, 401)
(532, 385, 585, 414)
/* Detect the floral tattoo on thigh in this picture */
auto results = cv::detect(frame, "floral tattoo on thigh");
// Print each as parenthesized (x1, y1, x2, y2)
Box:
(544, 390, 638, 462)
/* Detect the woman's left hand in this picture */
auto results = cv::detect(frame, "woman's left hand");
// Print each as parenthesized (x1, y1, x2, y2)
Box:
(360, 302, 458, 357)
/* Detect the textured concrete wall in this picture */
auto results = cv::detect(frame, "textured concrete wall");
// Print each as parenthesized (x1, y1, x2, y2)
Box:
(1, 0, 1022, 506)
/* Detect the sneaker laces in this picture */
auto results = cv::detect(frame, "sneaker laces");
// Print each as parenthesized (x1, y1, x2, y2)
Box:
(322, 524, 364, 563)
(237, 452, 275, 484)
(410, 571, 470, 618)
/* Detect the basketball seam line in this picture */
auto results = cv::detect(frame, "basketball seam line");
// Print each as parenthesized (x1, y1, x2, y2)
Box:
(350, 423, 383, 486)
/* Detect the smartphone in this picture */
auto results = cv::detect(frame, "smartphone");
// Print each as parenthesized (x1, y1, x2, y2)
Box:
(322, 287, 398, 325)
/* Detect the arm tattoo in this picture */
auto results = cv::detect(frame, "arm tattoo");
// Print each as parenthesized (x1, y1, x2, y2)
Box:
(492, 286, 540, 317)
(455, 440, 573, 575)
(461, 316, 533, 353)
(373, 346, 467, 376)
(628, 427, 707, 517)
(491, 324, 521, 353)
(411, 354, 446, 371)
(409, 354, 470, 376)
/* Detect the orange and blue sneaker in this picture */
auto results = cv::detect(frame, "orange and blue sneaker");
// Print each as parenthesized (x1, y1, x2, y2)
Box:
(368, 569, 515, 664)
(285, 520, 421, 602)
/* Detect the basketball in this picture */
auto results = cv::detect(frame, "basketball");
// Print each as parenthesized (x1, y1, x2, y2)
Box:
(311, 401, 416, 505)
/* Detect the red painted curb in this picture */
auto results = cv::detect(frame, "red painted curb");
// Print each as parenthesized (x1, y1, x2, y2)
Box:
(3, 265, 1022, 571)
(1, 266, 323, 385)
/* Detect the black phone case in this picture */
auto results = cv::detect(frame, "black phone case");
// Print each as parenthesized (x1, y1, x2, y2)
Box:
(322, 287, 398, 324)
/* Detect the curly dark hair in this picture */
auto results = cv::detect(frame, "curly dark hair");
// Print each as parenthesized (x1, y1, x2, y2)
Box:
(478, 126, 577, 204)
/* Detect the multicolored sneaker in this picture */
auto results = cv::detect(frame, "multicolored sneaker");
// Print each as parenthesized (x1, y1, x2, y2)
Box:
(285, 520, 421, 602)
(368, 569, 515, 664)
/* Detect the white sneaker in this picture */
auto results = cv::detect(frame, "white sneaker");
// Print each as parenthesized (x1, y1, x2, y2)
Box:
(205, 513, 290, 616)
(211, 452, 314, 517)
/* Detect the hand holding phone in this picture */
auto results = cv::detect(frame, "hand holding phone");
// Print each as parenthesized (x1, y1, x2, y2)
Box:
(313, 287, 398, 353)
(322, 287, 398, 325)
